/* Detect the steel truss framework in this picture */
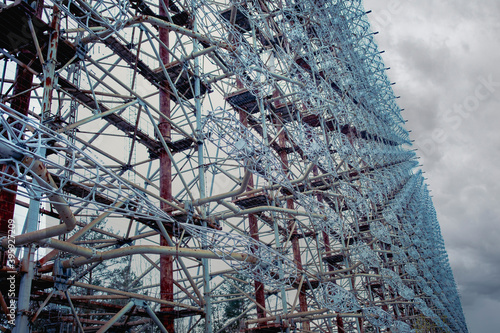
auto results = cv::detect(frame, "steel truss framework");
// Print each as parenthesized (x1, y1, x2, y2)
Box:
(0, 0, 468, 332)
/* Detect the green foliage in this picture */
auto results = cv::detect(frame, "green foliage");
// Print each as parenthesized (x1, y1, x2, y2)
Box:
(213, 275, 253, 333)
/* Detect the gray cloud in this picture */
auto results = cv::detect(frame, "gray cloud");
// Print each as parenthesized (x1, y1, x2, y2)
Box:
(365, 0, 500, 331)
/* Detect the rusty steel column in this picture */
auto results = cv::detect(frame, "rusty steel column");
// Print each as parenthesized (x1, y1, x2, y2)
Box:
(159, 1, 175, 331)
(314, 165, 346, 331)
(238, 109, 267, 324)
(0, 171, 16, 237)
(0, 65, 29, 233)
(249, 211, 267, 323)
(276, 118, 309, 331)
(0, 0, 44, 237)
(357, 317, 365, 333)
(336, 315, 346, 333)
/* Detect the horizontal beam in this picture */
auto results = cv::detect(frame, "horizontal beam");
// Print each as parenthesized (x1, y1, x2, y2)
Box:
(39, 275, 201, 311)
(37, 238, 256, 268)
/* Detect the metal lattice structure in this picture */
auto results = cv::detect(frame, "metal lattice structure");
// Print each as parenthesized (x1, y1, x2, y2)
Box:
(0, 0, 468, 332)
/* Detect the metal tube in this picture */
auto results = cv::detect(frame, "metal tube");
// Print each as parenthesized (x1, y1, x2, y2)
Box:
(237, 106, 268, 324)
(180, 45, 217, 63)
(38, 238, 95, 258)
(0, 291, 8, 316)
(214, 205, 322, 221)
(215, 304, 256, 333)
(35, 239, 255, 268)
(232, 163, 315, 198)
(64, 291, 85, 333)
(247, 312, 364, 325)
(191, 170, 251, 206)
(193, 7, 213, 330)
(27, 18, 45, 65)
(153, 219, 205, 307)
(39, 200, 126, 265)
(95, 300, 135, 333)
(144, 303, 169, 333)
(56, 100, 139, 133)
(14, 196, 40, 333)
(30, 290, 55, 323)
(41, 6, 60, 122)
(38, 275, 201, 311)
(126, 16, 234, 51)
(61, 295, 127, 301)
(0, 0, 42, 236)
(0, 156, 77, 248)
(244, 309, 328, 325)
(156, 6, 175, 329)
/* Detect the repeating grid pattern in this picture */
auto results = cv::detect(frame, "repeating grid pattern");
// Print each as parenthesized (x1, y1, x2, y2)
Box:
(0, 0, 467, 332)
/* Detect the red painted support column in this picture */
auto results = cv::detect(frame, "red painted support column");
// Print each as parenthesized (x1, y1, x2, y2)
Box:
(0, 0, 44, 236)
(275, 113, 309, 330)
(249, 211, 267, 322)
(239, 109, 267, 324)
(336, 314, 346, 333)
(0, 178, 17, 237)
(159, 1, 174, 331)
(314, 166, 346, 331)
(358, 316, 365, 333)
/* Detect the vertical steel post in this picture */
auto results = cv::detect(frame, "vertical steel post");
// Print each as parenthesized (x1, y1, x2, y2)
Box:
(192, 2, 212, 331)
(271, 93, 306, 331)
(158, 1, 174, 331)
(336, 315, 346, 333)
(250, 211, 267, 323)
(41, 5, 60, 123)
(313, 166, 344, 332)
(13, 197, 40, 333)
(144, 302, 169, 333)
(14, 3, 57, 331)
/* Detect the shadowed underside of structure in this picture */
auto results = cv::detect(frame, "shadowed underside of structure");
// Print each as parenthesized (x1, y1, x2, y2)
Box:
(0, 0, 467, 332)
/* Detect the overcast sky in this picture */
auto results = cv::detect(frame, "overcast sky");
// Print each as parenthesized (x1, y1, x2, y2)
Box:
(363, 0, 500, 332)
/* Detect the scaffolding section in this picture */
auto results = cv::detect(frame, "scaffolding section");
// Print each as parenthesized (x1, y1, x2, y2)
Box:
(0, 0, 468, 332)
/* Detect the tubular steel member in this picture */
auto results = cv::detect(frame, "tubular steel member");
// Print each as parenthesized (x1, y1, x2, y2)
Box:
(38, 199, 126, 265)
(143, 301, 170, 333)
(191, 170, 251, 206)
(36, 239, 257, 268)
(0, 156, 77, 248)
(40, 5, 60, 123)
(193, 5, 214, 330)
(14, 196, 40, 333)
(278, 119, 310, 332)
(95, 300, 136, 333)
